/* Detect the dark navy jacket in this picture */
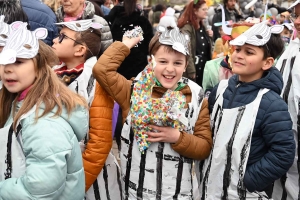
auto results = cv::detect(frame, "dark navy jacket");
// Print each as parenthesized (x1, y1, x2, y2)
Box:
(21, 0, 58, 45)
(208, 67, 295, 194)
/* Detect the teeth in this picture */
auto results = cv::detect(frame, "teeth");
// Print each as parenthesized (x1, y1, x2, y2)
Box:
(164, 75, 174, 79)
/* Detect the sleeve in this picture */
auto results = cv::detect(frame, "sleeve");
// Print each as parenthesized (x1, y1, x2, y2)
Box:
(98, 17, 113, 54)
(171, 98, 213, 160)
(0, 120, 77, 200)
(212, 12, 221, 42)
(208, 83, 219, 114)
(104, 6, 118, 27)
(180, 25, 196, 77)
(82, 83, 114, 192)
(92, 41, 132, 113)
(243, 99, 296, 192)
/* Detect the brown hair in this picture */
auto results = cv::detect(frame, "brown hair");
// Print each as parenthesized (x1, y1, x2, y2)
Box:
(148, 32, 189, 62)
(75, 28, 102, 59)
(0, 40, 88, 130)
(177, 0, 206, 30)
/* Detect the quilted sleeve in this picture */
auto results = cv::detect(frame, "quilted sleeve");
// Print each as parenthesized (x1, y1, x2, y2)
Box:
(171, 98, 213, 160)
(243, 98, 295, 192)
(93, 41, 132, 115)
(82, 83, 114, 191)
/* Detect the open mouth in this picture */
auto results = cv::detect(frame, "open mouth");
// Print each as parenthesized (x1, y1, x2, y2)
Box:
(163, 75, 175, 80)
(6, 79, 17, 83)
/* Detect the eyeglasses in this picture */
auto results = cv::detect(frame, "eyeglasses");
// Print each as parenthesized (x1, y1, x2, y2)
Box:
(290, 13, 300, 23)
(57, 33, 94, 56)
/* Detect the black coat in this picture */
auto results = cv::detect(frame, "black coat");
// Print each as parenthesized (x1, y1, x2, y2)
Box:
(105, 6, 153, 80)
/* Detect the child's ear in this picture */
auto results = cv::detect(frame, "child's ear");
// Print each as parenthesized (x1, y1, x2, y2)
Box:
(262, 57, 274, 71)
(74, 45, 87, 57)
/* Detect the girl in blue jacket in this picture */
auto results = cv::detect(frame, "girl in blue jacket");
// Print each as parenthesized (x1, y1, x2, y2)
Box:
(199, 21, 296, 199)
(0, 22, 88, 199)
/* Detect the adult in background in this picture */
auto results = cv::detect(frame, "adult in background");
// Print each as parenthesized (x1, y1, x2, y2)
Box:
(21, 0, 58, 46)
(56, 0, 112, 54)
(178, 0, 213, 86)
(211, 0, 245, 41)
(272, 0, 300, 199)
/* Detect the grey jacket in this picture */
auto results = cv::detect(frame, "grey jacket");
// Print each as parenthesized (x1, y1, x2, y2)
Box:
(56, 1, 113, 54)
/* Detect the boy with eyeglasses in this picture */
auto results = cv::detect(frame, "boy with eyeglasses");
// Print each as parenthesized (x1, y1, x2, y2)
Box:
(272, 0, 300, 199)
(52, 19, 122, 200)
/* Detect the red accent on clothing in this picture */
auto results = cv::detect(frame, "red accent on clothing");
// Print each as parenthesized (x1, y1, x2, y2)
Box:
(64, 3, 86, 22)
(18, 86, 32, 101)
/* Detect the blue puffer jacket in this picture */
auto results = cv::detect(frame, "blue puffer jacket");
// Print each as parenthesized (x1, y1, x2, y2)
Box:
(208, 67, 295, 193)
(21, 0, 58, 46)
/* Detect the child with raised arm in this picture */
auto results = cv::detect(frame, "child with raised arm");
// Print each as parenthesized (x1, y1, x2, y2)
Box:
(93, 26, 212, 199)
(0, 22, 88, 199)
(201, 21, 296, 199)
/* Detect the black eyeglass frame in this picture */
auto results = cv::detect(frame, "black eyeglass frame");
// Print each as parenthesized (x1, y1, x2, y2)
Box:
(57, 33, 94, 57)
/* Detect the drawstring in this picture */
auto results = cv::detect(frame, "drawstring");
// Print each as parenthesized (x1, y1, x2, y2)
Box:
(4, 124, 22, 180)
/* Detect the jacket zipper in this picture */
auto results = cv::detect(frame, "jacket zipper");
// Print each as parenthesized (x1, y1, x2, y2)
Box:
(227, 82, 241, 108)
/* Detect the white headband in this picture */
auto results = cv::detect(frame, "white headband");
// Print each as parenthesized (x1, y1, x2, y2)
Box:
(289, 0, 300, 9)
(55, 19, 103, 32)
(156, 26, 190, 55)
(0, 22, 47, 65)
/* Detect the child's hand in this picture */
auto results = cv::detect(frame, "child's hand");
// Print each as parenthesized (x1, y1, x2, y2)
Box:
(146, 125, 181, 144)
(122, 36, 141, 49)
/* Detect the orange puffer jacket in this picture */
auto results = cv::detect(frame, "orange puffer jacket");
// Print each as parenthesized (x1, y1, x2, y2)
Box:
(82, 82, 114, 191)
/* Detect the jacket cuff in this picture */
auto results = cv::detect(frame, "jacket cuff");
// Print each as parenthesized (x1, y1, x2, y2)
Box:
(171, 131, 185, 149)
(244, 170, 255, 192)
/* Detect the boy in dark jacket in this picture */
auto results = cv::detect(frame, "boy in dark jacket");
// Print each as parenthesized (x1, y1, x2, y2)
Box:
(199, 21, 295, 199)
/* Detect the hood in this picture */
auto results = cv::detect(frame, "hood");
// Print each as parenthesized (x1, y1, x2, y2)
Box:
(58, 105, 88, 141)
(228, 67, 283, 95)
(17, 102, 88, 142)
(56, 1, 95, 22)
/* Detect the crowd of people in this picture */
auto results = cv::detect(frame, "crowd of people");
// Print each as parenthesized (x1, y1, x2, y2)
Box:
(0, 0, 299, 199)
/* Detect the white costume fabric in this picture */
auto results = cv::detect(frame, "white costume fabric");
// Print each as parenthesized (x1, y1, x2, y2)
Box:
(0, 107, 35, 181)
(272, 38, 300, 200)
(198, 80, 269, 199)
(120, 77, 204, 199)
(53, 57, 122, 200)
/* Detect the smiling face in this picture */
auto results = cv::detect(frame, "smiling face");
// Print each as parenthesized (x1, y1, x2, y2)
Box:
(153, 46, 186, 90)
(0, 58, 36, 93)
(60, 0, 84, 17)
(231, 44, 273, 82)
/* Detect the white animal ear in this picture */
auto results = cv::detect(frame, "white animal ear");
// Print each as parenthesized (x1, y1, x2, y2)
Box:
(10, 21, 24, 31)
(270, 25, 284, 34)
(34, 28, 48, 39)
(156, 25, 166, 33)
(91, 22, 103, 29)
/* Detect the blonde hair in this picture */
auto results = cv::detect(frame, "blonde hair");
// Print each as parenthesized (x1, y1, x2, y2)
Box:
(44, 0, 61, 12)
(0, 40, 88, 130)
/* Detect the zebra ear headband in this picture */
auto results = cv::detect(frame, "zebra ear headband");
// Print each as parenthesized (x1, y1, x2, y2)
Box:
(0, 16, 24, 46)
(0, 22, 47, 65)
(156, 25, 190, 56)
(229, 0, 283, 46)
(55, 19, 103, 32)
